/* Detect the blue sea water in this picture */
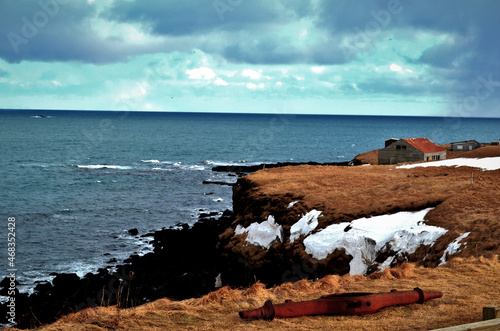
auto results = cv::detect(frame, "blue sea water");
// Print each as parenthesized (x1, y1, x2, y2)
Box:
(1, 109, 499, 292)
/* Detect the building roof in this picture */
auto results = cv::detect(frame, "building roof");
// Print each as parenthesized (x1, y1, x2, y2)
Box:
(402, 138, 445, 153)
(450, 139, 480, 144)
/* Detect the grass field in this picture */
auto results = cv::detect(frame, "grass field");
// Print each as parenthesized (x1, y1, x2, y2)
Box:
(26, 257, 499, 330)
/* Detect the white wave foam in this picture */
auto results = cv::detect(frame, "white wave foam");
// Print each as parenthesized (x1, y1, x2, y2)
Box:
(173, 163, 206, 171)
(188, 165, 206, 171)
(77, 165, 132, 170)
(205, 160, 261, 167)
(152, 167, 172, 171)
(141, 159, 160, 164)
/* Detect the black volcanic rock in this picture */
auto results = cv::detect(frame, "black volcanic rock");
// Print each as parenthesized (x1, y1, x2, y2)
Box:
(0, 210, 235, 329)
(211, 159, 361, 174)
(128, 228, 139, 236)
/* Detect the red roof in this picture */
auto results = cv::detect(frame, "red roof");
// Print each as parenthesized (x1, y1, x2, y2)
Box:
(403, 138, 445, 153)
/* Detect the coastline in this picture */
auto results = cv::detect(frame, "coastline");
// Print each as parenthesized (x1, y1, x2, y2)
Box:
(2, 149, 500, 328)
(0, 159, 358, 328)
(0, 210, 234, 328)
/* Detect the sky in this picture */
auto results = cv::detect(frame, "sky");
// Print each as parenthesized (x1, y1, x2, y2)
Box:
(0, 0, 499, 117)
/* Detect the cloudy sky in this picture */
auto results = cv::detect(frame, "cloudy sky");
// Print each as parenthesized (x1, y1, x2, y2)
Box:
(1, 0, 499, 117)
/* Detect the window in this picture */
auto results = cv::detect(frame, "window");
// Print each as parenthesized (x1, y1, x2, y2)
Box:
(395, 145, 406, 150)
(396, 145, 401, 150)
(457, 145, 463, 150)
(431, 155, 440, 161)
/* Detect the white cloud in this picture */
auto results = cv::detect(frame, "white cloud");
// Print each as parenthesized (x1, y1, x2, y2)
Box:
(214, 77, 228, 86)
(390, 63, 403, 72)
(390, 63, 414, 74)
(134, 82, 148, 96)
(246, 82, 264, 89)
(185, 67, 216, 80)
(311, 66, 325, 74)
(242, 69, 262, 80)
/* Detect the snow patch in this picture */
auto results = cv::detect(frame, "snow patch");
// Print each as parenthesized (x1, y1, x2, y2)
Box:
(287, 201, 299, 208)
(290, 210, 321, 242)
(303, 208, 448, 275)
(378, 256, 396, 271)
(235, 215, 283, 249)
(397, 157, 500, 171)
(439, 232, 470, 266)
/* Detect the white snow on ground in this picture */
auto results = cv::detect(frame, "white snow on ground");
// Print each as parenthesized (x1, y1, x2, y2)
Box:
(287, 201, 299, 208)
(397, 157, 500, 171)
(290, 210, 322, 242)
(439, 232, 470, 266)
(235, 215, 283, 249)
(303, 208, 448, 275)
(378, 256, 396, 271)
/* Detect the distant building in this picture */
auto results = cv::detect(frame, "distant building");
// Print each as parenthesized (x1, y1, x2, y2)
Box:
(385, 138, 399, 148)
(378, 138, 446, 165)
(450, 140, 481, 151)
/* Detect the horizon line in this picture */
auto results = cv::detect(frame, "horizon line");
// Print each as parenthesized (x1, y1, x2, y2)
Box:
(1, 108, 499, 120)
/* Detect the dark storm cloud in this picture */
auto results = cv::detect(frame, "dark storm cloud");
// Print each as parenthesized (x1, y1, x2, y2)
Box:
(396, 1, 500, 75)
(220, 33, 348, 65)
(0, 0, 101, 63)
(104, 0, 333, 64)
(317, 0, 500, 97)
(105, 0, 305, 36)
(1, 0, 499, 74)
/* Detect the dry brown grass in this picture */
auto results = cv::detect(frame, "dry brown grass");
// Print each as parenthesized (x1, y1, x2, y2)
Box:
(17, 256, 499, 331)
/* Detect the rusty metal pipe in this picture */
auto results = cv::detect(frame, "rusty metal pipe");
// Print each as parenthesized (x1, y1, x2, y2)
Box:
(239, 288, 443, 320)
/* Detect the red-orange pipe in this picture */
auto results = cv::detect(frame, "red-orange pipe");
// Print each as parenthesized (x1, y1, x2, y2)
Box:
(239, 288, 443, 320)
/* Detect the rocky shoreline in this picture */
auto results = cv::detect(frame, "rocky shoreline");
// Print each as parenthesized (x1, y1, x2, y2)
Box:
(0, 160, 361, 329)
(0, 210, 235, 328)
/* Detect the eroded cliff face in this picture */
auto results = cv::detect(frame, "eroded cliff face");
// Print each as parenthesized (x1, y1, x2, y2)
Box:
(218, 163, 500, 288)
(219, 176, 353, 287)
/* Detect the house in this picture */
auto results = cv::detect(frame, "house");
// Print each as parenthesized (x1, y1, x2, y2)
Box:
(378, 137, 446, 165)
(450, 140, 481, 151)
(385, 138, 399, 148)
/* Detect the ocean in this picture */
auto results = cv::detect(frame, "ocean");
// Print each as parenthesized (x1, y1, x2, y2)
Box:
(1, 109, 499, 292)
